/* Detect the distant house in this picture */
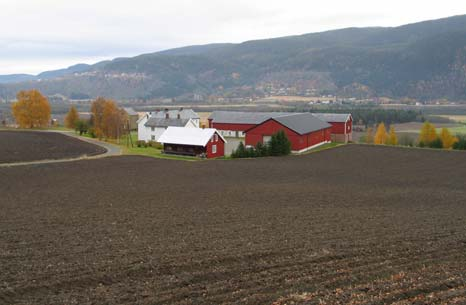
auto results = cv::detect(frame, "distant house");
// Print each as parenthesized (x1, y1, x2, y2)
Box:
(123, 107, 139, 130)
(137, 108, 200, 142)
(209, 111, 352, 143)
(158, 127, 226, 158)
(245, 113, 332, 153)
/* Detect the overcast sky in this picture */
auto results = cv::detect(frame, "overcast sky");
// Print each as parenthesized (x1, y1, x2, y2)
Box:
(1, 0, 465, 75)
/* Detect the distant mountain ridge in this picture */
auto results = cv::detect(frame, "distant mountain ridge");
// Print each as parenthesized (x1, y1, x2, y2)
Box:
(1, 14, 466, 101)
(0, 64, 91, 84)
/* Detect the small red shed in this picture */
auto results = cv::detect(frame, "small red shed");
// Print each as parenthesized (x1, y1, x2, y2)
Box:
(158, 127, 226, 158)
(245, 113, 332, 153)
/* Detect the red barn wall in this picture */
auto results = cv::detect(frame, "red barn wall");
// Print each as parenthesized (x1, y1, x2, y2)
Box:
(205, 132, 225, 158)
(245, 119, 331, 152)
(329, 117, 352, 135)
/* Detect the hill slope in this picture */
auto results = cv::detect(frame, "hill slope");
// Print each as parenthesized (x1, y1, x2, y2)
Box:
(1, 15, 466, 101)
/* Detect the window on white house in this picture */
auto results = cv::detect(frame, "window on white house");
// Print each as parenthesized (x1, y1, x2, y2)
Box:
(212, 145, 217, 154)
(151, 127, 155, 132)
(151, 135, 155, 141)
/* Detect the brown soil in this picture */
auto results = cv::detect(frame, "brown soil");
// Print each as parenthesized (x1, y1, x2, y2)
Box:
(0, 145, 465, 304)
(0, 131, 106, 163)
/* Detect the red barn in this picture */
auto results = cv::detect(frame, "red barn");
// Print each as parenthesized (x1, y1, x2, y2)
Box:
(209, 111, 352, 143)
(158, 127, 226, 158)
(312, 113, 353, 143)
(208, 111, 290, 138)
(245, 113, 332, 153)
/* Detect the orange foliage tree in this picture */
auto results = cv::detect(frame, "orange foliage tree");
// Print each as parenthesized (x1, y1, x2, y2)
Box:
(418, 122, 437, 146)
(64, 105, 79, 129)
(90, 97, 127, 139)
(11, 90, 51, 128)
(374, 123, 388, 145)
(365, 127, 374, 144)
(387, 126, 398, 145)
(440, 128, 458, 149)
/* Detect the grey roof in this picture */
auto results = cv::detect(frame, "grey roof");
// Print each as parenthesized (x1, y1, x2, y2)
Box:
(209, 111, 351, 127)
(145, 118, 190, 128)
(272, 113, 332, 135)
(209, 111, 291, 124)
(123, 107, 138, 116)
(150, 109, 199, 120)
(311, 113, 351, 123)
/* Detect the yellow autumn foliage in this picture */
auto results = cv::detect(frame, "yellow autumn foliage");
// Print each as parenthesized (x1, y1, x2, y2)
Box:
(374, 123, 388, 145)
(11, 90, 51, 128)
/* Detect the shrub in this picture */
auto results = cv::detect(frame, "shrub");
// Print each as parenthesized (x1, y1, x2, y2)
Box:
(87, 128, 96, 138)
(429, 138, 443, 149)
(75, 120, 89, 136)
(232, 131, 291, 158)
(453, 136, 466, 150)
(147, 141, 163, 149)
(136, 140, 147, 148)
(255, 141, 269, 157)
(231, 141, 246, 158)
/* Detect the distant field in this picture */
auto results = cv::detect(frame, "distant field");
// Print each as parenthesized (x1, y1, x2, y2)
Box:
(393, 122, 466, 135)
(259, 96, 329, 103)
(439, 115, 466, 123)
(1, 145, 466, 304)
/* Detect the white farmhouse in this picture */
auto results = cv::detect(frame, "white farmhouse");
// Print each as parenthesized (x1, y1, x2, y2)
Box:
(137, 108, 200, 142)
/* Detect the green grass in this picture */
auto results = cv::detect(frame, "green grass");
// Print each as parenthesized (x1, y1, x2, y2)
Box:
(300, 142, 345, 155)
(117, 132, 200, 161)
(123, 146, 200, 161)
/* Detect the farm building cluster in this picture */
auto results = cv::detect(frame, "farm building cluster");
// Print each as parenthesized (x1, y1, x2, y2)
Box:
(137, 108, 352, 158)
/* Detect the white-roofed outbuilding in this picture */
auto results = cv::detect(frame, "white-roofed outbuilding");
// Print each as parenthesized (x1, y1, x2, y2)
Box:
(158, 127, 226, 158)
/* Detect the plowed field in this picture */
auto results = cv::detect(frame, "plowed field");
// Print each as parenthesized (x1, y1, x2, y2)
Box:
(0, 131, 105, 163)
(1, 145, 465, 304)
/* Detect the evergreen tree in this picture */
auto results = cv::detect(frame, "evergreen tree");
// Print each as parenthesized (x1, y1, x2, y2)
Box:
(429, 138, 443, 149)
(255, 141, 268, 157)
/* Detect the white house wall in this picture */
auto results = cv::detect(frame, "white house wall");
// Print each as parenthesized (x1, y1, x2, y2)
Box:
(137, 115, 151, 141)
(138, 118, 200, 142)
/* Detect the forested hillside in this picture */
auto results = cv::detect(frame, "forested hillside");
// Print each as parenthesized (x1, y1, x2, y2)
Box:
(1, 15, 466, 101)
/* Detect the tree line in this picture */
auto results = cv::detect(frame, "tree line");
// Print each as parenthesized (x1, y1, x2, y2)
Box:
(363, 121, 465, 150)
(10, 89, 129, 140)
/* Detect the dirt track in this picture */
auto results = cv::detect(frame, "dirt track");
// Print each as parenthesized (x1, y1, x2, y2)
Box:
(1, 145, 466, 304)
(0, 131, 106, 163)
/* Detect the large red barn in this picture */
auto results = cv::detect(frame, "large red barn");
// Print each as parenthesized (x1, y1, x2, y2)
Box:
(245, 113, 332, 153)
(209, 111, 352, 143)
